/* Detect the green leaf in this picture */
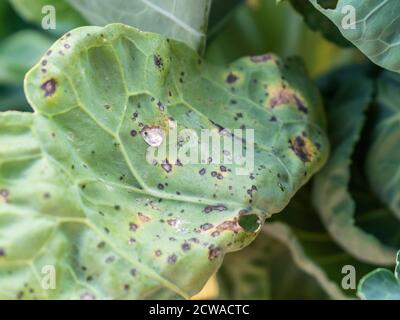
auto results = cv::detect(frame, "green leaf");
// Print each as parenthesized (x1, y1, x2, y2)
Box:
(358, 251, 400, 300)
(308, 0, 400, 73)
(366, 72, 400, 220)
(206, 0, 360, 77)
(0, 23, 328, 299)
(313, 67, 399, 265)
(9, 0, 86, 36)
(289, 0, 351, 47)
(0, 30, 53, 85)
(66, 0, 212, 52)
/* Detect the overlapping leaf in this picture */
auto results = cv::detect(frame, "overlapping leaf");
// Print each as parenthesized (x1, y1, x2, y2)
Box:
(313, 66, 399, 265)
(308, 0, 400, 73)
(0, 24, 328, 299)
(9, 0, 86, 36)
(67, 0, 212, 52)
(366, 72, 400, 220)
(358, 251, 400, 300)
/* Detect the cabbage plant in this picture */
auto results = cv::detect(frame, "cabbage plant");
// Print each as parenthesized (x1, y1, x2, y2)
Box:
(0, 0, 399, 300)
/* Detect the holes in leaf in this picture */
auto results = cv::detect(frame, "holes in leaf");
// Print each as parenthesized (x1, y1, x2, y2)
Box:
(238, 213, 261, 233)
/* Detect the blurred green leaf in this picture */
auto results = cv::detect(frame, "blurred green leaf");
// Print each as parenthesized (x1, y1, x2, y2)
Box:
(219, 185, 375, 299)
(366, 72, 400, 220)
(0, 1, 27, 38)
(9, 0, 86, 36)
(289, 0, 350, 47)
(218, 224, 333, 300)
(0, 30, 53, 85)
(208, 0, 244, 38)
(66, 0, 212, 52)
(206, 0, 360, 77)
(308, 0, 400, 73)
(313, 67, 399, 265)
(358, 251, 400, 299)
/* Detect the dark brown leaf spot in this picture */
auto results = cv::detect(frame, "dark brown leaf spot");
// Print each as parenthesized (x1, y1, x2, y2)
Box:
(138, 212, 151, 223)
(216, 220, 242, 234)
(167, 254, 177, 264)
(250, 54, 272, 63)
(161, 159, 172, 173)
(200, 223, 213, 231)
(203, 204, 227, 213)
(153, 54, 163, 69)
(208, 245, 221, 261)
(226, 72, 238, 84)
(289, 136, 312, 162)
(41, 79, 57, 97)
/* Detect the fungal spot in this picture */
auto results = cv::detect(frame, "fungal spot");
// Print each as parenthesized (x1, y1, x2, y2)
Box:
(153, 54, 163, 69)
(130, 269, 137, 277)
(220, 166, 227, 172)
(211, 171, 217, 177)
(226, 72, 239, 84)
(167, 219, 177, 226)
(203, 204, 227, 213)
(269, 87, 308, 113)
(161, 159, 172, 173)
(270, 116, 277, 122)
(155, 249, 162, 257)
(114, 205, 120, 210)
(64, 43, 70, 49)
(157, 100, 165, 111)
(0, 248, 5, 257)
(138, 212, 151, 223)
(211, 231, 220, 237)
(129, 223, 138, 231)
(157, 183, 164, 190)
(41, 79, 57, 97)
(289, 136, 313, 162)
(181, 242, 191, 252)
(141, 126, 164, 147)
(208, 245, 221, 261)
(200, 223, 213, 231)
(130, 129, 137, 137)
(199, 168, 206, 175)
(41, 60, 47, 66)
(105, 255, 115, 263)
(216, 220, 242, 234)
(167, 254, 177, 264)
(250, 54, 272, 63)
(97, 241, 105, 249)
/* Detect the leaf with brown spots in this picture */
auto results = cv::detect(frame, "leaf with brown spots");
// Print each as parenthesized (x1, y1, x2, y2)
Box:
(0, 24, 328, 299)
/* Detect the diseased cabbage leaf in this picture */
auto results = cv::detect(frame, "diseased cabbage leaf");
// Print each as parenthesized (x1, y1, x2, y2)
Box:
(0, 23, 328, 299)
